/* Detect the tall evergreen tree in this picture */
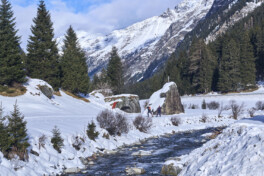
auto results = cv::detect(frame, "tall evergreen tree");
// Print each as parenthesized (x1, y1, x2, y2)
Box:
(107, 47, 124, 94)
(255, 28, 264, 80)
(0, 103, 9, 154)
(61, 26, 90, 94)
(0, 0, 26, 86)
(188, 39, 216, 93)
(218, 38, 240, 92)
(7, 102, 29, 160)
(239, 31, 256, 88)
(197, 45, 216, 93)
(26, 0, 60, 90)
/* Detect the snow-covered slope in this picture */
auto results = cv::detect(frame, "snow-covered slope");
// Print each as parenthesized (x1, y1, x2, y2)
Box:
(1, 79, 264, 175)
(74, 0, 214, 82)
(165, 116, 264, 176)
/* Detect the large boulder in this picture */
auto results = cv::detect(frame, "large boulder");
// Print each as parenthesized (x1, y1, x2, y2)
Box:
(146, 82, 184, 115)
(161, 163, 182, 176)
(38, 85, 54, 99)
(105, 94, 141, 113)
(125, 167, 146, 175)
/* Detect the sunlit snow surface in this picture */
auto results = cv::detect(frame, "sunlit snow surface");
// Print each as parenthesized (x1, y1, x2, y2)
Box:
(0, 78, 264, 175)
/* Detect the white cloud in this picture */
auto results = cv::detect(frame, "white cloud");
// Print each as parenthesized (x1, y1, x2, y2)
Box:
(10, 0, 181, 49)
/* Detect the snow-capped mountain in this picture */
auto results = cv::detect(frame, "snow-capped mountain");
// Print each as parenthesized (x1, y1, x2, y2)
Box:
(74, 0, 215, 83)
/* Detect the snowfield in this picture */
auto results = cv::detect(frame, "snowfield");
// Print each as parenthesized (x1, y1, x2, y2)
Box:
(0, 78, 264, 175)
(165, 116, 264, 176)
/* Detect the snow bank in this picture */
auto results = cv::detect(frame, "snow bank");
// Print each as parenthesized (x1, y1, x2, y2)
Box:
(0, 78, 264, 175)
(165, 116, 264, 176)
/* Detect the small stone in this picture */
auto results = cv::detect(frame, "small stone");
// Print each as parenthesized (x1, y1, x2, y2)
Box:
(64, 167, 81, 174)
(131, 150, 152, 156)
(88, 161, 95, 165)
(30, 149, 39, 156)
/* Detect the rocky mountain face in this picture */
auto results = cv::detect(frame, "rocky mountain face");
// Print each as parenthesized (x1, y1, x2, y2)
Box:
(174, 0, 264, 56)
(76, 0, 215, 83)
(61, 0, 263, 84)
(206, 0, 264, 43)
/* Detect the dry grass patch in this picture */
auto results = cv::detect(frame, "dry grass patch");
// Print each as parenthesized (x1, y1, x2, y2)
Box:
(208, 129, 223, 139)
(53, 91, 61, 96)
(63, 90, 90, 103)
(0, 85, 27, 97)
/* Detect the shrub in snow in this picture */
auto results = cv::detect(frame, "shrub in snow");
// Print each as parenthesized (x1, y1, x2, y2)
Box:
(201, 100, 206, 109)
(51, 126, 64, 153)
(133, 115, 152, 133)
(230, 100, 244, 120)
(72, 136, 84, 151)
(248, 108, 256, 117)
(207, 101, 220, 110)
(200, 114, 208, 123)
(171, 116, 182, 126)
(96, 110, 129, 136)
(255, 101, 264, 110)
(38, 134, 47, 150)
(218, 103, 224, 118)
(188, 104, 198, 109)
(103, 133, 110, 139)
(86, 121, 99, 141)
(115, 113, 129, 136)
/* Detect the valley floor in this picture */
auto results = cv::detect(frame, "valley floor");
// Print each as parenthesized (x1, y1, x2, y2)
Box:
(0, 79, 263, 175)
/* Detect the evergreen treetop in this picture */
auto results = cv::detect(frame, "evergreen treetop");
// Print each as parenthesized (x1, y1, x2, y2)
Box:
(61, 26, 90, 94)
(26, 0, 60, 90)
(107, 47, 124, 94)
(0, 0, 26, 86)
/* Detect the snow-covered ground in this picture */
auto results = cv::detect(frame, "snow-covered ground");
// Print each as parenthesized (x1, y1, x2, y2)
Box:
(165, 116, 264, 176)
(0, 79, 263, 175)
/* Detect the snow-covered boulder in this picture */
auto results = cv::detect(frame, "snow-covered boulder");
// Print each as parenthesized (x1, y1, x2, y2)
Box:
(125, 167, 146, 175)
(64, 167, 81, 174)
(146, 82, 184, 115)
(131, 150, 152, 156)
(105, 94, 141, 113)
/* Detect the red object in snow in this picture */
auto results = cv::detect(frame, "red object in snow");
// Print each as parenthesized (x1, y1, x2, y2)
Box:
(112, 102, 118, 109)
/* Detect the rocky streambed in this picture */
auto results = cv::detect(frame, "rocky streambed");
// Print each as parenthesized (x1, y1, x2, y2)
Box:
(66, 128, 221, 176)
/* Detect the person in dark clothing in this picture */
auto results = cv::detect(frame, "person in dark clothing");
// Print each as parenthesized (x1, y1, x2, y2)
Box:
(156, 106, 162, 117)
(147, 106, 152, 117)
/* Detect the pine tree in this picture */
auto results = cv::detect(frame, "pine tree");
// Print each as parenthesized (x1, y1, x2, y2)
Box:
(26, 0, 60, 90)
(188, 38, 203, 83)
(61, 26, 90, 94)
(255, 29, 264, 80)
(218, 38, 240, 92)
(107, 47, 124, 94)
(51, 126, 64, 153)
(239, 31, 256, 88)
(202, 99, 206, 109)
(0, 103, 9, 154)
(188, 39, 216, 93)
(7, 102, 29, 160)
(0, 0, 26, 86)
(86, 121, 99, 141)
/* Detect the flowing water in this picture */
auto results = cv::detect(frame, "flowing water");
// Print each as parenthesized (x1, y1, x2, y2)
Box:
(69, 127, 220, 176)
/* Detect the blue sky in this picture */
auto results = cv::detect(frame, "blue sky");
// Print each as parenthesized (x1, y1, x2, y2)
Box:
(9, 0, 182, 49)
